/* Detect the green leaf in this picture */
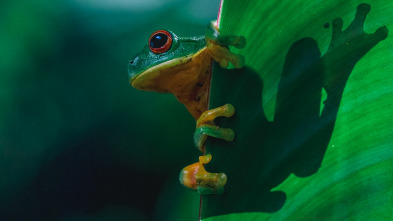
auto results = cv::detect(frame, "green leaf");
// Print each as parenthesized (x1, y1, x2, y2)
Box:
(202, 0, 393, 220)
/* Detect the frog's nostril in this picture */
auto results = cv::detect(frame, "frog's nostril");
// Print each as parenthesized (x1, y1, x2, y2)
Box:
(129, 60, 134, 64)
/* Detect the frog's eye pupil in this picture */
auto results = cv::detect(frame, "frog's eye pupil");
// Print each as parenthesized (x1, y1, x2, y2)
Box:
(149, 30, 172, 54)
(150, 34, 167, 48)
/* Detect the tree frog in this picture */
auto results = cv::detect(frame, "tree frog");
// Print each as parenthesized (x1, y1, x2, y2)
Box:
(128, 21, 245, 194)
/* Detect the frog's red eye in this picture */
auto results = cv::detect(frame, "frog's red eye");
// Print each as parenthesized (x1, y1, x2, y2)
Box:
(149, 30, 172, 54)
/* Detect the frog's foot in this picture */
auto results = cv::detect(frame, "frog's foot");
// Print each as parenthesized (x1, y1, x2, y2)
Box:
(196, 154, 227, 195)
(194, 104, 235, 151)
(206, 41, 245, 69)
(206, 23, 246, 69)
(179, 162, 199, 191)
(179, 154, 227, 195)
(206, 22, 246, 49)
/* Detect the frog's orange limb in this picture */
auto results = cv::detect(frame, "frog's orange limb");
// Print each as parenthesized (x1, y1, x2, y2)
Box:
(194, 104, 235, 151)
(197, 104, 235, 127)
(179, 162, 199, 190)
(179, 154, 227, 195)
(196, 154, 227, 194)
(206, 41, 245, 69)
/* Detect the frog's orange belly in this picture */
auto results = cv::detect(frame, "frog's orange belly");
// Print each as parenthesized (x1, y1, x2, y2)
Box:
(133, 48, 213, 119)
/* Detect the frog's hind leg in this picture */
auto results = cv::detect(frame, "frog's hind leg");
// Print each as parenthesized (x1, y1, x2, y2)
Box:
(179, 162, 199, 191)
(194, 104, 235, 151)
(179, 154, 227, 195)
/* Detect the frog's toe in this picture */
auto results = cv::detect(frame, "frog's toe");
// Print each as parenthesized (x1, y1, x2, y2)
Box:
(232, 54, 246, 69)
(219, 59, 229, 68)
(194, 125, 235, 150)
(219, 52, 245, 69)
(196, 172, 227, 195)
(194, 104, 236, 151)
(207, 40, 245, 69)
(195, 154, 227, 195)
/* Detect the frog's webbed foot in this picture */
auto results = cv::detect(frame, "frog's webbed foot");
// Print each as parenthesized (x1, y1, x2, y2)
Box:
(179, 154, 227, 195)
(194, 104, 235, 151)
(206, 22, 246, 69)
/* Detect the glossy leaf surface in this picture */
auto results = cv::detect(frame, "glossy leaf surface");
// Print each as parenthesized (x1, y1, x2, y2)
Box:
(202, 0, 393, 220)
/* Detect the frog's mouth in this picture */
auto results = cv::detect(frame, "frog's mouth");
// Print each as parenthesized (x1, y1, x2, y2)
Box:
(130, 47, 207, 92)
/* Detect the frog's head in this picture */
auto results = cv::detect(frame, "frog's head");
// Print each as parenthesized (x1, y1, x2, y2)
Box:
(128, 30, 205, 91)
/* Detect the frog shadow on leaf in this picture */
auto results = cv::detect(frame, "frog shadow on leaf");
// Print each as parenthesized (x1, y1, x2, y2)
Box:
(203, 3, 388, 216)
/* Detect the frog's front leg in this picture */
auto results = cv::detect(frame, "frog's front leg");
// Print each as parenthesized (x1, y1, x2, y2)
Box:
(194, 104, 235, 151)
(179, 154, 227, 195)
(206, 22, 246, 68)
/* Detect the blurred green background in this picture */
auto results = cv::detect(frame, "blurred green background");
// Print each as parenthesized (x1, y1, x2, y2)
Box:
(0, 0, 220, 220)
